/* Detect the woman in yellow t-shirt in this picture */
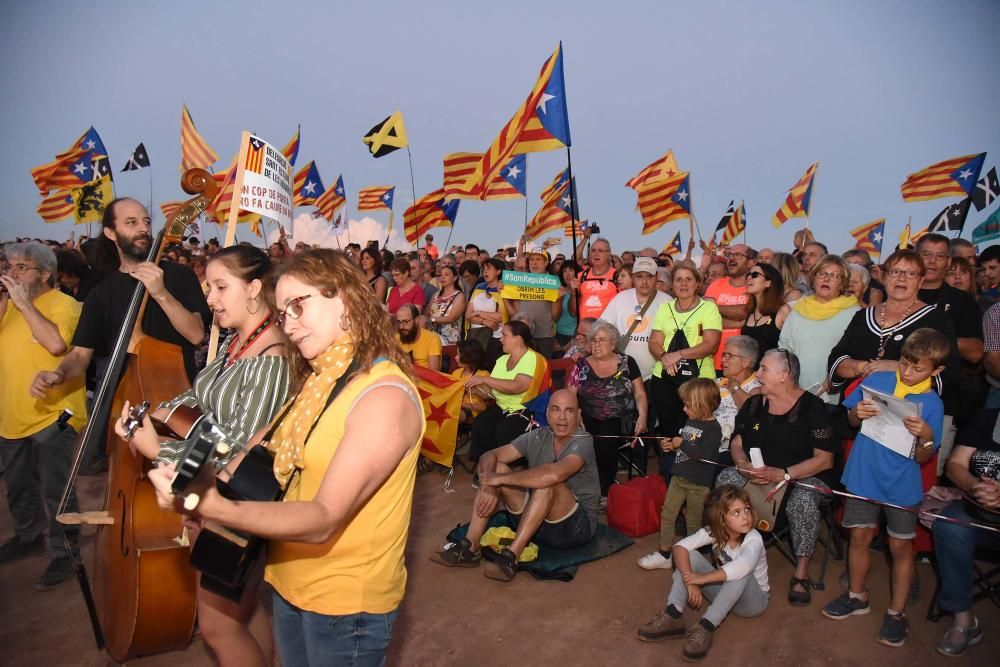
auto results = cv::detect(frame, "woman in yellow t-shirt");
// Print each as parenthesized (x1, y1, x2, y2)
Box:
(466, 320, 537, 463)
(150, 249, 424, 667)
(648, 263, 722, 474)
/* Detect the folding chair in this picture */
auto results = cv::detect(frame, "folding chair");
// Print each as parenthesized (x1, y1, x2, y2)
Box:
(927, 546, 1000, 622)
(764, 494, 844, 593)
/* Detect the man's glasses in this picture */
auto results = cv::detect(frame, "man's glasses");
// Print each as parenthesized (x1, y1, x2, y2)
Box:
(396, 318, 414, 326)
(725, 252, 748, 259)
(277, 294, 315, 327)
(721, 352, 745, 360)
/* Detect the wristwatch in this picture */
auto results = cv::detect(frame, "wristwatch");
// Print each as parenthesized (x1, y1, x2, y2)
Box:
(782, 468, 792, 482)
(919, 440, 934, 451)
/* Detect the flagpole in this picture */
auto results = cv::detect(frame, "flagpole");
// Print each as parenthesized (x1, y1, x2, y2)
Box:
(565, 147, 579, 260)
(406, 146, 419, 249)
(148, 166, 154, 222)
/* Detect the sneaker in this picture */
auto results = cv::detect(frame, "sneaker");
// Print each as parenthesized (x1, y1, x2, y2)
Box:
(0, 535, 46, 565)
(483, 547, 518, 582)
(936, 618, 983, 657)
(682, 624, 714, 662)
(821, 592, 871, 620)
(429, 538, 481, 568)
(471, 473, 479, 489)
(877, 611, 909, 647)
(637, 551, 673, 570)
(637, 611, 685, 642)
(34, 556, 74, 590)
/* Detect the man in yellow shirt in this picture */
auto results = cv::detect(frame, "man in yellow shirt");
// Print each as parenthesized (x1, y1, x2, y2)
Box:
(395, 304, 442, 370)
(0, 243, 86, 590)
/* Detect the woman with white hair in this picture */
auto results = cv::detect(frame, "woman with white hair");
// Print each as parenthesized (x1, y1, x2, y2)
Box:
(715, 348, 840, 605)
(846, 263, 871, 307)
(714, 335, 761, 464)
(567, 319, 648, 497)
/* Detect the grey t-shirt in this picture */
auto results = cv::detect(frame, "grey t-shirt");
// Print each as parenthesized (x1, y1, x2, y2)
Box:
(512, 427, 601, 520)
(516, 299, 556, 339)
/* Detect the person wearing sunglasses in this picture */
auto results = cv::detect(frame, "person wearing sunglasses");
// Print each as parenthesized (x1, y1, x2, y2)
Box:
(740, 263, 791, 361)
(779, 255, 859, 404)
(149, 248, 424, 667)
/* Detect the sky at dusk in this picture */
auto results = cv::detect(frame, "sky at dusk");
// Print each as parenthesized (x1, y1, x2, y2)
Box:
(2, 1, 999, 255)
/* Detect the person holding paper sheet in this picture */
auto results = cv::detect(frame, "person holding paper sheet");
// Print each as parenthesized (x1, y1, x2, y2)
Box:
(822, 328, 947, 648)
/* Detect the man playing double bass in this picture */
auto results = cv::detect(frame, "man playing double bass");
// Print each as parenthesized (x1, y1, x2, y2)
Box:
(30, 198, 210, 402)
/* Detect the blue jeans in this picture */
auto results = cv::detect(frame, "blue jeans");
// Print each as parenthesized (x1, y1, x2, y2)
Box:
(932, 501, 1000, 613)
(272, 591, 397, 667)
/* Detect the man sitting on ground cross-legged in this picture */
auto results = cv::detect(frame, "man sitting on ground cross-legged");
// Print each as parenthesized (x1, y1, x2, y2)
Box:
(431, 389, 601, 581)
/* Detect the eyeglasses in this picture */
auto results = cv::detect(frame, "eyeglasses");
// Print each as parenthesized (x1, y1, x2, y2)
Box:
(574, 331, 587, 339)
(591, 337, 615, 345)
(725, 252, 748, 259)
(746, 270, 765, 280)
(396, 318, 414, 326)
(8, 263, 40, 273)
(276, 294, 315, 327)
(886, 268, 922, 280)
(721, 352, 745, 360)
(815, 271, 843, 280)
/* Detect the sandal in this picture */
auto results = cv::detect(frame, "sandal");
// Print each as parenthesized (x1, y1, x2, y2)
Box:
(788, 577, 812, 606)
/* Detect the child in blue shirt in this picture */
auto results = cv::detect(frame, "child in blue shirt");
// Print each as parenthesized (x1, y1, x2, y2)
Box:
(821, 328, 946, 648)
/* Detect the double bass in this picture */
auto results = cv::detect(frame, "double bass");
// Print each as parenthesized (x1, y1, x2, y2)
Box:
(57, 169, 219, 662)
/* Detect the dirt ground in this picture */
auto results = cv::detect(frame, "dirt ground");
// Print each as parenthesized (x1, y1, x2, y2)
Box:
(1, 465, 996, 666)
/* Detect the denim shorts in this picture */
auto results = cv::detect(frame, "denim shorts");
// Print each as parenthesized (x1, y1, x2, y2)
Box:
(509, 494, 597, 549)
(842, 496, 917, 540)
(272, 591, 398, 667)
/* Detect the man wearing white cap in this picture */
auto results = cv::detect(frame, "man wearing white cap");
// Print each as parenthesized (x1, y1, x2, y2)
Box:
(504, 246, 560, 358)
(600, 257, 672, 469)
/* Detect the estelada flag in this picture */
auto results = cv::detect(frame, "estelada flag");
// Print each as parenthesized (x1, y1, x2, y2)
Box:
(315, 175, 346, 221)
(443, 153, 525, 200)
(900, 153, 985, 202)
(636, 171, 691, 235)
(411, 365, 464, 467)
(525, 181, 574, 240)
(31, 126, 108, 195)
(358, 186, 394, 211)
(282, 125, 300, 167)
(293, 160, 326, 206)
(37, 190, 76, 222)
(772, 162, 818, 228)
(462, 43, 571, 198)
(662, 230, 683, 256)
(626, 149, 680, 190)
(404, 189, 460, 244)
(849, 218, 886, 260)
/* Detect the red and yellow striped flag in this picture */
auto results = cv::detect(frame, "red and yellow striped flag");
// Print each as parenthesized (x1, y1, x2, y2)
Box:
(637, 171, 691, 235)
(443, 153, 523, 200)
(160, 200, 184, 222)
(358, 186, 394, 211)
(910, 225, 930, 246)
(849, 218, 886, 259)
(626, 149, 680, 190)
(404, 189, 460, 243)
(661, 230, 683, 256)
(37, 190, 76, 222)
(31, 146, 89, 196)
(525, 182, 573, 240)
(315, 176, 346, 221)
(180, 105, 220, 173)
(721, 201, 746, 244)
(771, 162, 818, 229)
(900, 153, 985, 202)
(411, 366, 463, 467)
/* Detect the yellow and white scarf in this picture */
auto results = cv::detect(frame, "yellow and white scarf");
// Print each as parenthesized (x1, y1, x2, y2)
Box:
(268, 338, 354, 489)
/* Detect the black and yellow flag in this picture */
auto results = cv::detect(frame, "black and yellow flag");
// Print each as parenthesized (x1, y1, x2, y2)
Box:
(72, 173, 115, 225)
(362, 111, 408, 157)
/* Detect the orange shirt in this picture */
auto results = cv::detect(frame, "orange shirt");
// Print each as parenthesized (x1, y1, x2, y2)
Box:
(578, 266, 618, 320)
(704, 277, 748, 370)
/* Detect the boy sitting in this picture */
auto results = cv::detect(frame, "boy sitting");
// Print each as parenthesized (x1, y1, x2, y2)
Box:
(821, 328, 946, 647)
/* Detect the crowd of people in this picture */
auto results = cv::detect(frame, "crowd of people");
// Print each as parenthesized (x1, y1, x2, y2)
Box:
(2, 199, 1000, 663)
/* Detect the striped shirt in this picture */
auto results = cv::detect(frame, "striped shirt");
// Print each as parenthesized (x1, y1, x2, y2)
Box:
(157, 334, 290, 467)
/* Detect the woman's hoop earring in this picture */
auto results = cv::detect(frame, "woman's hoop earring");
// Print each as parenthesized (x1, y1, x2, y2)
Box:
(247, 297, 260, 315)
(340, 313, 351, 331)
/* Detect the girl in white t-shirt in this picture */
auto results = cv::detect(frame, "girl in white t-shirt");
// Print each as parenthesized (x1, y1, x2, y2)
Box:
(637, 485, 769, 662)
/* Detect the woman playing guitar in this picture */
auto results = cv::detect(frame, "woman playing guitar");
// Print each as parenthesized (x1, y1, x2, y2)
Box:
(116, 245, 289, 667)
(149, 249, 424, 667)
